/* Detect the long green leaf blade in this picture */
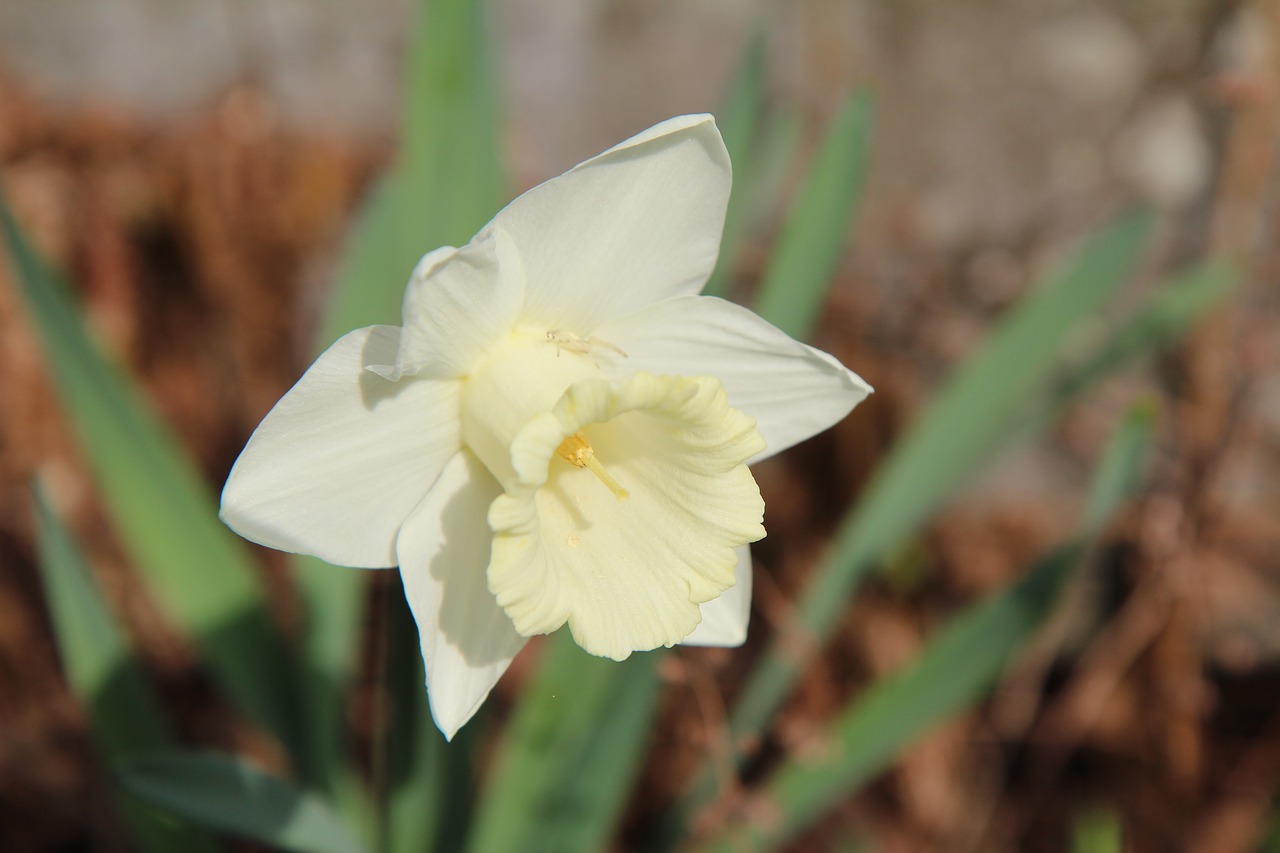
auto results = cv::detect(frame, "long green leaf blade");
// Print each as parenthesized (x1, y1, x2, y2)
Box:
(1082, 402, 1156, 533)
(320, 0, 503, 344)
(692, 406, 1154, 851)
(704, 32, 769, 299)
(120, 752, 366, 853)
(1, 194, 297, 751)
(384, 591, 474, 853)
(1262, 808, 1280, 853)
(1047, 258, 1237, 412)
(34, 488, 219, 853)
(752, 92, 873, 339)
(731, 211, 1154, 740)
(1072, 809, 1124, 853)
(467, 634, 662, 853)
(320, 178, 421, 344)
(291, 559, 367, 807)
(701, 544, 1083, 853)
(292, 0, 506, 803)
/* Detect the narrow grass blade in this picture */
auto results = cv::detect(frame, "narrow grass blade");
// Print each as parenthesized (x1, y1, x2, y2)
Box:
(1, 195, 298, 751)
(752, 92, 873, 339)
(120, 752, 365, 853)
(34, 488, 220, 853)
(320, 0, 503, 343)
(294, 0, 505, 802)
(1262, 809, 1280, 853)
(398, 0, 504, 236)
(1047, 258, 1238, 411)
(466, 634, 662, 853)
(699, 545, 1083, 852)
(704, 32, 769, 298)
(716, 33, 768, 190)
(384, 591, 473, 853)
(745, 109, 803, 238)
(691, 407, 1154, 852)
(1072, 809, 1124, 853)
(1082, 402, 1155, 533)
(731, 211, 1154, 740)
(1088, 404, 1156, 521)
(321, 178, 419, 357)
(292, 558, 368, 807)
(705, 106, 804, 300)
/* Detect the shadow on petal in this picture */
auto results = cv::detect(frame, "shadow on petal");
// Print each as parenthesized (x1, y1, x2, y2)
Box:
(416, 452, 523, 668)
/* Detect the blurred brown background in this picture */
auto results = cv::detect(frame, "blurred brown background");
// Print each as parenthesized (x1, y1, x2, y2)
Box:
(1, 0, 1279, 850)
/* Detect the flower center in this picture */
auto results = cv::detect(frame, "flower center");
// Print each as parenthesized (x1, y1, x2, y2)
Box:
(460, 327, 600, 489)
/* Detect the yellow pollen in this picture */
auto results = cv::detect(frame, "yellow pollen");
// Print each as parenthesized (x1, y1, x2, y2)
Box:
(555, 432, 629, 500)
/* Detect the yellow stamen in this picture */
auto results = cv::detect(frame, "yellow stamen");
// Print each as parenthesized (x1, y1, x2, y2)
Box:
(556, 432, 629, 500)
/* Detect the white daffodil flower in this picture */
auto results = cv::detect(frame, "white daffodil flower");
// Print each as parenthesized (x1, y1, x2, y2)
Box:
(220, 114, 871, 739)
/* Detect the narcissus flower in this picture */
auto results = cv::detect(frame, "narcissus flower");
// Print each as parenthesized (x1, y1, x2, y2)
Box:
(220, 115, 871, 738)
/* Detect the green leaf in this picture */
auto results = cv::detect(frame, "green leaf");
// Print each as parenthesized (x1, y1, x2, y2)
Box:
(34, 487, 172, 755)
(704, 32, 769, 299)
(705, 106, 806, 301)
(659, 215, 1163, 845)
(730, 211, 1154, 741)
(1072, 809, 1124, 853)
(467, 634, 662, 853)
(743, 108, 804, 241)
(716, 33, 768, 189)
(120, 752, 366, 853)
(1046, 258, 1238, 413)
(293, 0, 506, 804)
(699, 545, 1083, 853)
(1081, 401, 1155, 533)
(1262, 808, 1280, 853)
(0, 193, 298, 752)
(691, 406, 1154, 852)
(319, 0, 503, 344)
(321, 178, 417, 352)
(384, 590, 474, 853)
(291, 557, 369, 811)
(34, 487, 220, 853)
(752, 92, 873, 339)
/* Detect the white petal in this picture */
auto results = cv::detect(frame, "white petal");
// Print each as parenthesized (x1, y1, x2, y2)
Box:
(397, 451, 525, 740)
(386, 230, 526, 380)
(492, 114, 731, 332)
(487, 373, 766, 661)
(684, 545, 753, 647)
(593, 296, 873, 461)
(220, 326, 462, 568)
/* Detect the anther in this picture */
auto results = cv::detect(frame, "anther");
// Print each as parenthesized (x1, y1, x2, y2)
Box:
(555, 432, 629, 500)
(546, 329, 628, 358)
